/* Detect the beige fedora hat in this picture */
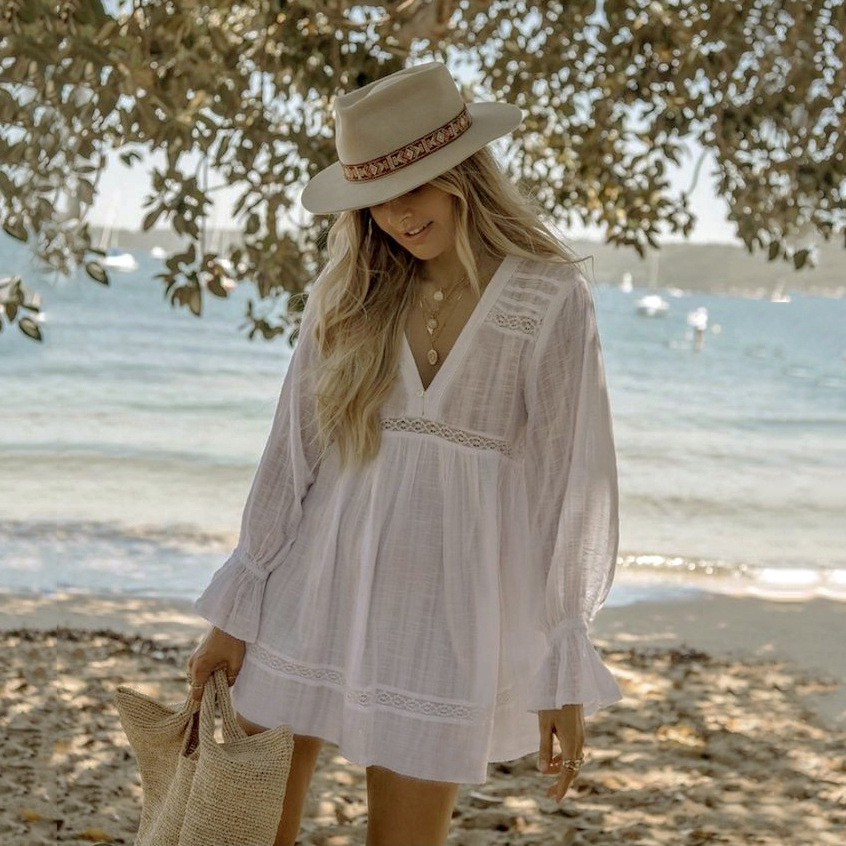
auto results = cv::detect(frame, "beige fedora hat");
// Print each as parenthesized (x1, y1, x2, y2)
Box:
(300, 61, 524, 215)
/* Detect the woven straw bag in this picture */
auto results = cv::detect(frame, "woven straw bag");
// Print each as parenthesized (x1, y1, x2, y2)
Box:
(114, 667, 294, 846)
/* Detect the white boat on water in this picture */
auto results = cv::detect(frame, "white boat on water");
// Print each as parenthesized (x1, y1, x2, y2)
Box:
(150, 245, 167, 259)
(102, 247, 139, 272)
(208, 218, 239, 292)
(686, 306, 709, 330)
(636, 294, 669, 317)
(620, 272, 633, 293)
(96, 209, 139, 272)
(635, 251, 669, 315)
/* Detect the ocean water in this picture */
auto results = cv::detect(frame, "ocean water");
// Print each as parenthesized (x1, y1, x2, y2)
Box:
(2, 239, 845, 606)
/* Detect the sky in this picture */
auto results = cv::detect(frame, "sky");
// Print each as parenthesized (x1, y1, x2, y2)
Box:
(89, 135, 739, 246)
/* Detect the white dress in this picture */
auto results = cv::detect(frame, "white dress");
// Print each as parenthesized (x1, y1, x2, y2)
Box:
(194, 254, 623, 784)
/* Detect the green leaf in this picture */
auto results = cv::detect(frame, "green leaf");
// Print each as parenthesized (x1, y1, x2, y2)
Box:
(142, 206, 163, 231)
(119, 150, 142, 167)
(18, 316, 43, 341)
(288, 292, 307, 314)
(0, 171, 14, 198)
(2, 220, 28, 242)
(188, 286, 202, 316)
(77, 178, 95, 206)
(3, 276, 23, 301)
(85, 261, 109, 285)
(206, 277, 229, 297)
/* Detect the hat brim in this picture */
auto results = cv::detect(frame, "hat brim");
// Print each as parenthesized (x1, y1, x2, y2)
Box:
(300, 102, 524, 215)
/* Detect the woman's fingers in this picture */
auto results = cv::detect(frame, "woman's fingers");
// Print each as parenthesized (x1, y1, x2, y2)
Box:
(537, 714, 555, 773)
(542, 748, 581, 801)
(188, 660, 236, 701)
(545, 753, 563, 773)
(210, 661, 238, 684)
(186, 627, 245, 700)
(190, 662, 219, 700)
(547, 767, 578, 802)
(537, 707, 586, 802)
(189, 668, 208, 701)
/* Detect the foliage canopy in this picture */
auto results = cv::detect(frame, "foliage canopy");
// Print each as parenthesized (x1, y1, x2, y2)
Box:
(1, 0, 843, 341)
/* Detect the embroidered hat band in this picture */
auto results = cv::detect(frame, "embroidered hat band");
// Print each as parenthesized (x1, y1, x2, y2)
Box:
(341, 107, 472, 183)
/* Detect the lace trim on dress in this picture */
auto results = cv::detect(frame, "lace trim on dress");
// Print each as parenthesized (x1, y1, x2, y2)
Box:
(481, 262, 564, 340)
(485, 308, 541, 337)
(250, 644, 504, 722)
(381, 416, 519, 459)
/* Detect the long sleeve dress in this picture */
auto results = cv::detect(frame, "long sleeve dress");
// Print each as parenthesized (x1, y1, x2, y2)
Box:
(194, 253, 623, 784)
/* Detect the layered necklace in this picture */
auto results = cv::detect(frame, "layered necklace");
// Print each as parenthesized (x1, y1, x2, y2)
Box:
(415, 271, 472, 367)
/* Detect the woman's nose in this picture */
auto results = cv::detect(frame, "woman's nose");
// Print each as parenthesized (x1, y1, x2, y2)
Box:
(384, 198, 412, 227)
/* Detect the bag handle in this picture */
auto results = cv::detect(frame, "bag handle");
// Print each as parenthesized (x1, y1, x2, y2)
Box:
(199, 666, 247, 745)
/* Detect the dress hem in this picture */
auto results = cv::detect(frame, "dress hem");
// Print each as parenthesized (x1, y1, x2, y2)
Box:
(230, 648, 541, 784)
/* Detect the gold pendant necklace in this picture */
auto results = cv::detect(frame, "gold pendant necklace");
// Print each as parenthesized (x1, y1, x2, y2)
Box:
(417, 273, 469, 367)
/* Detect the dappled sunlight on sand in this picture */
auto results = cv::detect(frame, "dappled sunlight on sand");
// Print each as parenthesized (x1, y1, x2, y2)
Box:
(0, 621, 843, 845)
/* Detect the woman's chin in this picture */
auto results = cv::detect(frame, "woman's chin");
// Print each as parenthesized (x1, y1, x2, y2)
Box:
(402, 241, 447, 261)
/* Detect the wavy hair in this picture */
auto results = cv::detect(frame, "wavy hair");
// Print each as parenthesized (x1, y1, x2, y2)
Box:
(301, 145, 590, 471)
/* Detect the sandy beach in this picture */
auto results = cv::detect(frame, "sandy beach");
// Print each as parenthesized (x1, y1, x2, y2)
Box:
(2, 590, 844, 845)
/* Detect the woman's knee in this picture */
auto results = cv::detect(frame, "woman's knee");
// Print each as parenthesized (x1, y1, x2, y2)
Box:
(365, 765, 459, 846)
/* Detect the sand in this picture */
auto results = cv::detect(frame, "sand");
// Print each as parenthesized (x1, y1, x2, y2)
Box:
(1, 590, 844, 845)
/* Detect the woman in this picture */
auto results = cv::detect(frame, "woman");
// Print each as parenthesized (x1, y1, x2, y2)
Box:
(187, 61, 622, 846)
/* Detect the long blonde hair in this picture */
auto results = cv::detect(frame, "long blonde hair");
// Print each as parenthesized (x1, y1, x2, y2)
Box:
(302, 145, 589, 471)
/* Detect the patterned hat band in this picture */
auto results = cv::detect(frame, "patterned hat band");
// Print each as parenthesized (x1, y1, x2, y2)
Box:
(341, 108, 472, 184)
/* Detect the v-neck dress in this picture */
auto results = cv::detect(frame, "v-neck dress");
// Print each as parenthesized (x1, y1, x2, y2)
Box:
(194, 254, 623, 784)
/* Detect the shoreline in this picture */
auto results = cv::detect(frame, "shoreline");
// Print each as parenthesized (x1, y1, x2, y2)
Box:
(3, 548, 843, 607)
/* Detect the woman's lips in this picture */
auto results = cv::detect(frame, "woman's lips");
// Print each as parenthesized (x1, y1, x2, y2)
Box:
(403, 222, 432, 242)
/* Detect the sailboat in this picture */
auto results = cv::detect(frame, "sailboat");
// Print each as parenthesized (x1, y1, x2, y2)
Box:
(635, 250, 669, 316)
(97, 206, 138, 272)
(636, 294, 669, 317)
(770, 281, 791, 303)
(208, 213, 238, 292)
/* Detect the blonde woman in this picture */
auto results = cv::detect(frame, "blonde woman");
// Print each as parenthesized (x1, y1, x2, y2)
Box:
(188, 61, 622, 846)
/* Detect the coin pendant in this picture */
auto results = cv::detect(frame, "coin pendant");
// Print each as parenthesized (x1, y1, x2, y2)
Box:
(427, 348, 439, 365)
(426, 318, 438, 332)
(433, 289, 444, 302)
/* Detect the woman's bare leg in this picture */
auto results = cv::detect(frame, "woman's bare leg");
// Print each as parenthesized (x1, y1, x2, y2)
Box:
(365, 765, 460, 846)
(235, 712, 323, 846)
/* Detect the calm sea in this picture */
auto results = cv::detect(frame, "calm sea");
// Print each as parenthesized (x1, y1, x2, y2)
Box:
(2, 239, 845, 607)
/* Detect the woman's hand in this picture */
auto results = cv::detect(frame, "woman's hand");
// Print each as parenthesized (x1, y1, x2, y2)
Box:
(187, 625, 246, 701)
(537, 704, 585, 802)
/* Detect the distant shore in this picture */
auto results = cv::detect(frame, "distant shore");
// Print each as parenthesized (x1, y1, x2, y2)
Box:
(93, 227, 846, 298)
(3, 589, 843, 844)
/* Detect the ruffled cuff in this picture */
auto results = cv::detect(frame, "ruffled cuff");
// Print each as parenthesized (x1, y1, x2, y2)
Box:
(526, 617, 623, 715)
(193, 548, 270, 644)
